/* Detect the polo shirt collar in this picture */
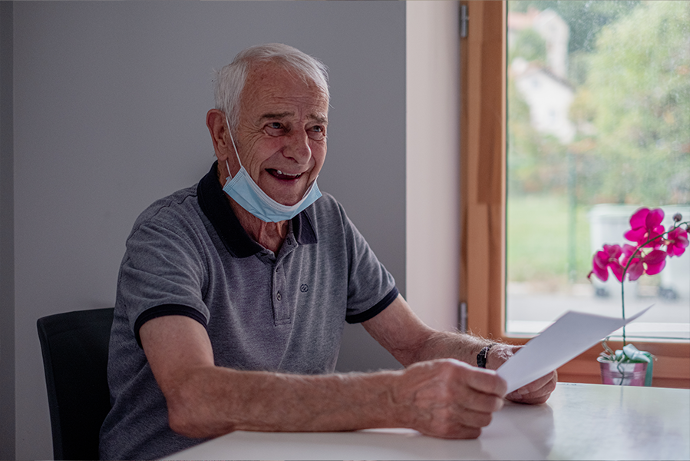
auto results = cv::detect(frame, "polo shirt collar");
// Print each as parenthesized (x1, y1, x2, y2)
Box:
(197, 162, 317, 258)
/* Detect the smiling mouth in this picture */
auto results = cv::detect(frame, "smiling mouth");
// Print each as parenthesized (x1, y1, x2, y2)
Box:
(268, 169, 303, 181)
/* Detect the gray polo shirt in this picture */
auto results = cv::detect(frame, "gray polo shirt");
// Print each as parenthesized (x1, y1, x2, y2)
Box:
(99, 162, 398, 460)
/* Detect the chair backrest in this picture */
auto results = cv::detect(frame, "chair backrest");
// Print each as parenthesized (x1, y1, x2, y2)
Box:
(37, 308, 114, 460)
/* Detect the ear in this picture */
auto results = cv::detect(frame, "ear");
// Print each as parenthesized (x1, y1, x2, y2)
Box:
(206, 109, 233, 162)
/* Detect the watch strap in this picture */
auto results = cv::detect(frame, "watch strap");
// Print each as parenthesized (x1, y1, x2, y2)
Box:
(477, 343, 496, 368)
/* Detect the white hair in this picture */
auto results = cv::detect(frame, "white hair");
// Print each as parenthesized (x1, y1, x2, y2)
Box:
(213, 43, 330, 133)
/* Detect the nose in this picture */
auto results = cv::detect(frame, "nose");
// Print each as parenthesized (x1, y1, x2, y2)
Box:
(284, 130, 311, 164)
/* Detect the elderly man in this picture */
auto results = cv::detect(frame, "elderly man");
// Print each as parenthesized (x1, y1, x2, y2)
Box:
(99, 43, 556, 460)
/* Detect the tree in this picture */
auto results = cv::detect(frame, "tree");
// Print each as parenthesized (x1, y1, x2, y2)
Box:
(579, 1, 690, 205)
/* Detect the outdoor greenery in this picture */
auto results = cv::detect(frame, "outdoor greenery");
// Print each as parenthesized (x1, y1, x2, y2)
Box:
(575, 1, 690, 205)
(507, 195, 591, 285)
(507, 1, 690, 285)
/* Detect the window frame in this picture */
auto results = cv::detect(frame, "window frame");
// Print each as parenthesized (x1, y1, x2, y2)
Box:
(459, 0, 690, 388)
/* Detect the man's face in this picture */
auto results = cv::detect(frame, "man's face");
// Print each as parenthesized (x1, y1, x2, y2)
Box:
(232, 62, 329, 207)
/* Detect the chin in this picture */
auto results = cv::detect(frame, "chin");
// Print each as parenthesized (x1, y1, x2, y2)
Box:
(267, 192, 300, 207)
(280, 197, 303, 207)
(278, 187, 309, 206)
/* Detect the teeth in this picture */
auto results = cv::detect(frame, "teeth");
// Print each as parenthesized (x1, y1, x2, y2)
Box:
(276, 170, 299, 177)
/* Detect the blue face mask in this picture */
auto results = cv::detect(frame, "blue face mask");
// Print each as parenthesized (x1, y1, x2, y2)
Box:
(222, 118, 322, 223)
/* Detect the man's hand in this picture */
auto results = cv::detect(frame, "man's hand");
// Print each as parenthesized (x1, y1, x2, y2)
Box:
(393, 359, 507, 439)
(362, 296, 557, 407)
(486, 344, 557, 405)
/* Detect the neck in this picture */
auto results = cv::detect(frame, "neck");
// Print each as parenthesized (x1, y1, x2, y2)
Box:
(228, 198, 288, 253)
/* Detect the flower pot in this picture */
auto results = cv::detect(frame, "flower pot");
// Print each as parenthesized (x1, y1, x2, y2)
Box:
(598, 357, 648, 386)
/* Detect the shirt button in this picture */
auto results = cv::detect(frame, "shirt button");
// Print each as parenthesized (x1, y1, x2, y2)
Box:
(276, 292, 282, 301)
(287, 237, 292, 245)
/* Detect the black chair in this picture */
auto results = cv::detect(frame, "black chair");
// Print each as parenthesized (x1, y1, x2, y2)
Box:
(37, 308, 114, 460)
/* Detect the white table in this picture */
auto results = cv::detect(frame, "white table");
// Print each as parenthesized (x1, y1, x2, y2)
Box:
(166, 383, 690, 460)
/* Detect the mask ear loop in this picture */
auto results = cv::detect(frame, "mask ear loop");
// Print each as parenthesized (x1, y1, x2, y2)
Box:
(224, 116, 242, 180)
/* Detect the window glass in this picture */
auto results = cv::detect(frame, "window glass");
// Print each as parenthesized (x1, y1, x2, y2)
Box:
(506, 1, 690, 340)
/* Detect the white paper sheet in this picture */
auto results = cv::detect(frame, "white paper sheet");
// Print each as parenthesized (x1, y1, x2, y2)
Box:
(497, 306, 652, 393)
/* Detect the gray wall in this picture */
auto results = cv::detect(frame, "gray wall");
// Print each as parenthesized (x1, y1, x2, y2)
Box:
(1, 3, 15, 460)
(4, 2, 406, 459)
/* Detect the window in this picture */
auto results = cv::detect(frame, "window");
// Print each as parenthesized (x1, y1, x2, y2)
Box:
(460, 0, 689, 388)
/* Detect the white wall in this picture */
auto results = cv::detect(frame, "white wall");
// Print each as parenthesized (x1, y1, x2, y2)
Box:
(406, 1, 461, 332)
(8, 2, 405, 459)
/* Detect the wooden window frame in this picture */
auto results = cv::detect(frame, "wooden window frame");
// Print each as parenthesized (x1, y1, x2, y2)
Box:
(459, 0, 690, 388)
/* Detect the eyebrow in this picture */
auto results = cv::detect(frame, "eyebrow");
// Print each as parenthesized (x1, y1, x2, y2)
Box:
(259, 112, 293, 121)
(259, 112, 328, 124)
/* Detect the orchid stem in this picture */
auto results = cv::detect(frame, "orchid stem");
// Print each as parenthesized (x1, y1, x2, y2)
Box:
(621, 279, 626, 346)
(618, 220, 689, 348)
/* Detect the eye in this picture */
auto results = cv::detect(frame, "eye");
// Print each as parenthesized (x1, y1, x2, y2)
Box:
(265, 122, 287, 136)
(308, 125, 327, 141)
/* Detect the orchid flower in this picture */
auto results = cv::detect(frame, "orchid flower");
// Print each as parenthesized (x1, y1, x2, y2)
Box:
(621, 244, 667, 281)
(590, 244, 624, 282)
(665, 227, 689, 257)
(623, 208, 665, 249)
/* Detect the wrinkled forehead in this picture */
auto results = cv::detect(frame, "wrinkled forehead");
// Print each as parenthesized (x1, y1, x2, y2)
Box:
(240, 61, 329, 113)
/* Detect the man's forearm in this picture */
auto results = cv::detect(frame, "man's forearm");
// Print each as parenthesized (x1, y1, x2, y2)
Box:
(142, 316, 404, 439)
(166, 358, 509, 441)
(361, 296, 497, 368)
(166, 365, 405, 438)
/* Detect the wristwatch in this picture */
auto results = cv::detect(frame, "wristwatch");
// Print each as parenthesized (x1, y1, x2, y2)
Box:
(477, 343, 496, 368)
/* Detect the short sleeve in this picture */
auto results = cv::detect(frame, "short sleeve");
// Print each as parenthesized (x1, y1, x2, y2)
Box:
(117, 216, 211, 334)
(338, 207, 398, 323)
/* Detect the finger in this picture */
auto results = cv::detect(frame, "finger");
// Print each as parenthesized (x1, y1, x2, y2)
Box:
(464, 367, 508, 398)
(509, 392, 550, 405)
(517, 370, 556, 394)
(459, 389, 505, 413)
(417, 405, 493, 439)
(451, 405, 496, 429)
(509, 382, 554, 403)
(418, 423, 483, 440)
(508, 371, 557, 403)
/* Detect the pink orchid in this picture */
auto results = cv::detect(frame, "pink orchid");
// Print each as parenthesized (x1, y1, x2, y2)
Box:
(624, 207, 665, 248)
(621, 244, 667, 281)
(589, 244, 624, 282)
(665, 227, 689, 257)
(589, 208, 688, 348)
